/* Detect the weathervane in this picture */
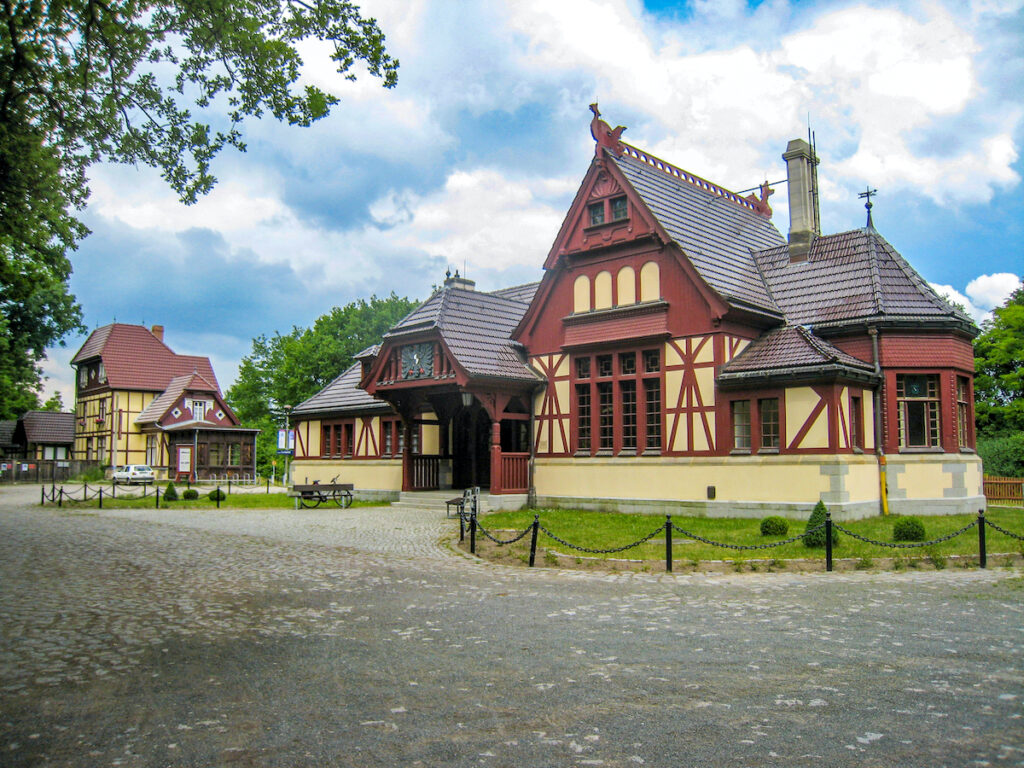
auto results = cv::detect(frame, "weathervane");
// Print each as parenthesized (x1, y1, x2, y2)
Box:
(858, 186, 878, 229)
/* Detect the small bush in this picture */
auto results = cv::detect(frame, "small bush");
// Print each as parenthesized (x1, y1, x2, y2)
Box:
(760, 516, 789, 536)
(182, 489, 199, 500)
(803, 500, 839, 548)
(163, 482, 178, 501)
(893, 516, 926, 542)
(926, 546, 947, 570)
(208, 488, 226, 502)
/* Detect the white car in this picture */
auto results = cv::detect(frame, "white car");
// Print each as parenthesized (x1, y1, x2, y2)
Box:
(112, 465, 155, 485)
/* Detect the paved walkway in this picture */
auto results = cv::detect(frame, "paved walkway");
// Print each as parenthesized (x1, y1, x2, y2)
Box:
(1, 484, 1022, 767)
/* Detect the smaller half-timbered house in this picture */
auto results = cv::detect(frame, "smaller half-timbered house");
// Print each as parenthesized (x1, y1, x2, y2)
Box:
(71, 323, 258, 480)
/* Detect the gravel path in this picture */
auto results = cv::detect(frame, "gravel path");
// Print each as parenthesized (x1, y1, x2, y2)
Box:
(1, 484, 1022, 767)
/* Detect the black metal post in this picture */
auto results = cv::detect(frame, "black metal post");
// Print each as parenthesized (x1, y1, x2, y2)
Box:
(155, 487, 160, 509)
(187, 476, 191, 490)
(666, 515, 673, 573)
(58, 488, 63, 508)
(111, 482, 116, 498)
(216, 486, 222, 509)
(40, 486, 44, 505)
(267, 477, 270, 494)
(978, 509, 987, 569)
(825, 513, 833, 572)
(98, 488, 103, 509)
(470, 511, 477, 555)
(228, 479, 231, 495)
(529, 515, 539, 567)
(459, 509, 465, 542)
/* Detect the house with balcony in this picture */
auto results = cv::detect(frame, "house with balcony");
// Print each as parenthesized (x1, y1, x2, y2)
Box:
(71, 324, 258, 480)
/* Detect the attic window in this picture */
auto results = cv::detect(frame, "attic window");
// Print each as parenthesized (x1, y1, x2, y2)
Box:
(216, 409, 225, 421)
(171, 407, 182, 418)
(588, 202, 605, 226)
(611, 196, 628, 220)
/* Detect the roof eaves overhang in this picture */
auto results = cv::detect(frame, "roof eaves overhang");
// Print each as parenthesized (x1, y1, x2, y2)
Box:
(811, 316, 980, 339)
(717, 364, 881, 391)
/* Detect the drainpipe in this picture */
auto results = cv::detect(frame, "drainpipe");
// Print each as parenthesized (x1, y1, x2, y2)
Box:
(869, 326, 889, 516)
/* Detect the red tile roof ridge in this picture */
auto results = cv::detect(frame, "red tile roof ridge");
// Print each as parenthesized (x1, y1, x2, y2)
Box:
(619, 142, 768, 217)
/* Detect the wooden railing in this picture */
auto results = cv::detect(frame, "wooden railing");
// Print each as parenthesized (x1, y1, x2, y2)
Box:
(499, 452, 529, 494)
(984, 475, 1024, 505)
(410, 455, 440, 491)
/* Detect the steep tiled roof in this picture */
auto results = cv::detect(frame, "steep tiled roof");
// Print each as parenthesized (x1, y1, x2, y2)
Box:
(719, 326, 876, 382)
(490, 282, 540, 304)
(19, 411, 75, 444)
(292, 363, 392, 417)
(754, 229, 974, 329)
(0, 420, 17, 447)
(71, 324, 221, 392)
(612, 145, 786, 316)
(136, 372, 219, 425)
(386, 286, 540, 382)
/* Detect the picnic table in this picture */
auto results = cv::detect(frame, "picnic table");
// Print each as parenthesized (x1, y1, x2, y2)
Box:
(289, 483, 354, 509)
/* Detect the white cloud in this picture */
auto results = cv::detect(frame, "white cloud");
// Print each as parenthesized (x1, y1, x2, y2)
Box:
(931, 271, 1020, 323)
(965, 272, 1021, 309)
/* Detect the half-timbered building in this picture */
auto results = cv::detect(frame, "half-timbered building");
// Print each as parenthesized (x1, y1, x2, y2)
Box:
(289, 111, 982, 518)
(71, 323, 258, 480)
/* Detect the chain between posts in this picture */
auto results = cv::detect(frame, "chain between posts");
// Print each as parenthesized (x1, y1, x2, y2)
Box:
(538, 522, 668, 555)
(831, 520, 979, 549)
(983, 517, 1024, 541)
(474, 520, 534, 546)
(670, 522, 824, 550)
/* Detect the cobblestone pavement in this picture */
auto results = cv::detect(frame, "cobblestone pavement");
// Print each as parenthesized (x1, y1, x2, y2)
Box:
(1, 484, 1022, 767)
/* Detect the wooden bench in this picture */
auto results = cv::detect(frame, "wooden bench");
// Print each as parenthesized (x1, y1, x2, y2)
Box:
(289, 483, 354, 509)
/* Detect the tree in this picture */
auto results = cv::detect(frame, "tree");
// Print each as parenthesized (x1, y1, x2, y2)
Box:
(0, 0, 398, 417)
(41, 391, 65, 412)
(226, 293, 417, 476)
(974, 280, 1024, 436)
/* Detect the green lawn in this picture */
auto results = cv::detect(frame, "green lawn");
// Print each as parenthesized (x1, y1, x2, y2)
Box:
(475, 506, 1024, 564)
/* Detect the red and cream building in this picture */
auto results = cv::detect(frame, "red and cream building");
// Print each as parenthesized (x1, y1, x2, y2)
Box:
(289, 111, 982, 518)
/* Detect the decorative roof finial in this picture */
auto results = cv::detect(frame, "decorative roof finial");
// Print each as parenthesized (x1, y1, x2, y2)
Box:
(445, 267, 451, 280)
(859, 186, 878, 229)
(589, 103, 626, 157)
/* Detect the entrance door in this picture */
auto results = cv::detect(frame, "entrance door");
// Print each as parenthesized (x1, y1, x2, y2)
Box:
(452, 408, 491, 489)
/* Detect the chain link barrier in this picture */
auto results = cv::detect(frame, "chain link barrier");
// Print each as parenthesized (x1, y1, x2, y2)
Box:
(670, 521, 824, 551)
(538, 522, 668, 555)
(981, 517, 1024, 542)
(475, 520, 535, 546)
(831, 520, 978, 549)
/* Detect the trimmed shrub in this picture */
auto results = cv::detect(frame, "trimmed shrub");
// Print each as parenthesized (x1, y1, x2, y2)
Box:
(182, 489, 199, 501)
(760, 516, 789, 537)
(208, 488, 226, 502)
(893, 516, 926, 542)
(163, 482, 178, 501)
(803, 500, 839, 548)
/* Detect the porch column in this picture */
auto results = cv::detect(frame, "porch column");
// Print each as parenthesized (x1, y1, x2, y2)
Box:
(489, 420, 503, 495)
(401, 418, 414, 492)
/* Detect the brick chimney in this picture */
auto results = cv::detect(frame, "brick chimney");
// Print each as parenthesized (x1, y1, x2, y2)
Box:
(783, 138, 821, 263)
(151, 324, 164, 342)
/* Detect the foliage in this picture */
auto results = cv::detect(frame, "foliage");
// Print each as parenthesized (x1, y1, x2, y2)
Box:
(977, 433, 1024, 478)
(803, 500, 838, 548)
(40, 391, 65, 412)
(0, 0, 398, 418)
(182, 489, 199, 500)
(974, 281, 1024, 436)
(759, 516, 789, 536)
(208, 488, 226, 501)
(892, 516, 926, 542)
(163, 482, 178, 501)
(226, 294, 417, 475)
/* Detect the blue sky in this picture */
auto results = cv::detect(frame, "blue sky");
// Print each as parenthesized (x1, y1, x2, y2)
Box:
(42, 0, 1024, 404)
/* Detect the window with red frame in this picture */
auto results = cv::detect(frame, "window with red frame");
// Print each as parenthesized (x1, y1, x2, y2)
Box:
(573, 347, 662, 455)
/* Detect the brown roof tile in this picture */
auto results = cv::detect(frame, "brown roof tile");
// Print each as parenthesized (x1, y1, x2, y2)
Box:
(71, 324, 221, 392)
(19, 411, 75, 444)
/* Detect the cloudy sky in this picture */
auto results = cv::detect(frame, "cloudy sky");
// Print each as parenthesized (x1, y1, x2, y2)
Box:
(43, 0, 1024, 404)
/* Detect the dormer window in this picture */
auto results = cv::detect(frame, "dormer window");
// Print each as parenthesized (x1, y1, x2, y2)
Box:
(611, 196, 628, 220)
(98, 363, 106, 383)
(588, 202, 605, 226)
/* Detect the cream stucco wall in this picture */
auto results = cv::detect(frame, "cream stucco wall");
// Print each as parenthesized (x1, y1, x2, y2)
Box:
(786, 387, 828, 449)
(639, 261, 659, 301)
(617, 266, 636, 305)
(573, 275, 590, 313)
(594, 271, 613, 309)
(291, 459, 403, 489)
